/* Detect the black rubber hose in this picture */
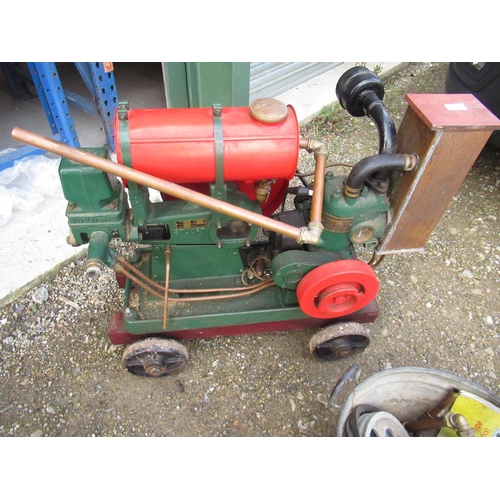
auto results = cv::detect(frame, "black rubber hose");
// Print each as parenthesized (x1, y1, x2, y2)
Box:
(363, 93, 397, 155)
(345, 153, 418, 196)
(361, 92, 398, 181)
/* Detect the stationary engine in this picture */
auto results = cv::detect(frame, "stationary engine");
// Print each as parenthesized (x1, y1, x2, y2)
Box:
(12, 65, 499, 377)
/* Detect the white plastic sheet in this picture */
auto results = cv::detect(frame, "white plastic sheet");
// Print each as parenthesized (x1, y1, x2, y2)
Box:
(0, 154, 62, 228)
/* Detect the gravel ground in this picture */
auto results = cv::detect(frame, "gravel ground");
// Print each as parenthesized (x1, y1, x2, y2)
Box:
(1, 62, 499, 438)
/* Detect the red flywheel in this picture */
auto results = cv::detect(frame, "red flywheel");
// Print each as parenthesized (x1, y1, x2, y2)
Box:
(296, 260, 379, 319)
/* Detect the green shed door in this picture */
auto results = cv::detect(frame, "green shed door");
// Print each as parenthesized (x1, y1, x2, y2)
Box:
(162, 62, 341, 108)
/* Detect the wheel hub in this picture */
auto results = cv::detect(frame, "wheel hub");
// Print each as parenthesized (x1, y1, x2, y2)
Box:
(122, 338, 189, 377)
(144, 358, 167, 377)
(309, 322, 370, 362)
(316, 282, 363, 315)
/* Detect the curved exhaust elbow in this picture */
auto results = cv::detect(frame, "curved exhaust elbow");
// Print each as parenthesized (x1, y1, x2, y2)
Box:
(344, 153, 419, 198)
(366, 98, 397, 155)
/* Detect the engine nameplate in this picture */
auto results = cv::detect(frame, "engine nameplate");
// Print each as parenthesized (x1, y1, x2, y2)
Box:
(322, 213, 354, 233)
(175, 219, 207, 229)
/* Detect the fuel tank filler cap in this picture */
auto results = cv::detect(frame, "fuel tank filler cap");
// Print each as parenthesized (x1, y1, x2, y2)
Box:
(249, 98, 289, 124)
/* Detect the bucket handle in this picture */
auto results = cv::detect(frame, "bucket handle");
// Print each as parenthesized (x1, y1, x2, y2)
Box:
(329, 363, 362, 409)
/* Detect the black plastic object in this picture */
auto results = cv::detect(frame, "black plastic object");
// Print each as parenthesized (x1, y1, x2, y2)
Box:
(328, 363, 362, 409)
(445, 62, 500, 148)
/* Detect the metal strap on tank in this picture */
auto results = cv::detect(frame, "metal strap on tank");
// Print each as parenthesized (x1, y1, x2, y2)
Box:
(117, 102, 132, 166)
(117, 101, 147, 224)
(212, 104, 226, 201)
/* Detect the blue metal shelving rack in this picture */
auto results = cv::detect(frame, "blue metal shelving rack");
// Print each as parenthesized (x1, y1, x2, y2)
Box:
(0, 62, 119, 171)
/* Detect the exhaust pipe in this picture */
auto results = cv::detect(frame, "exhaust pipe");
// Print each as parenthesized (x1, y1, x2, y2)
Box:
(344, 153, 419, 198)
(336, 66, 404, 190)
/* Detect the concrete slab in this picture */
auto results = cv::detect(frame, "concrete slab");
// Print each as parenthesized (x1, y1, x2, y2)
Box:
(0, 62, 405, 306)
(277, 62, 407, 124)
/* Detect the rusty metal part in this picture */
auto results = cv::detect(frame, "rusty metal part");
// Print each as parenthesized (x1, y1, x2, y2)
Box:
(11, 127, 309, 243)
(405, 388, 460, 436)
(163, 247, 171, 330)
(103, 62, 114, 73)
(404, 411, 474, 437)
(426, 388, 460, 419)
(367, 253, 386, 269)
(404, 416, 446, 433)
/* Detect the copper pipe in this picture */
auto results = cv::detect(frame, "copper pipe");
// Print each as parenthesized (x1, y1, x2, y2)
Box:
(163, 247, 171, 330)
(408, 388, 460, 436)
(11, 127, 303, 242)
(117, 262, 275, 303)
(117, 255, 271, 294)
(310, 153, 327, 223)
(405, 411, 474, 437)
(172, 280, 274, 294)
(299, 137, 310, 149)
(404, 416, 447, 433)
(368, 253, 386, 269)
(299, 138, 328, 223)
(427, 388, 460, 419)
(169, 280, 276, 302)
(118, 266, 165, 300)
(116, 256, 164, 292)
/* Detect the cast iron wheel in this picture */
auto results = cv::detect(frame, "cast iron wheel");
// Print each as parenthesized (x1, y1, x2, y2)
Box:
(309, 322, 369, 362)
(122, 338, 189, 377)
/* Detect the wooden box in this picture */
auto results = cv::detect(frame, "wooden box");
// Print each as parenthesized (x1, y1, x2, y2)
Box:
(377, 93, 500, 254)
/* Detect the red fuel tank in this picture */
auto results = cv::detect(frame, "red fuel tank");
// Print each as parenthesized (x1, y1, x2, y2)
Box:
(114, 100, 300, 184)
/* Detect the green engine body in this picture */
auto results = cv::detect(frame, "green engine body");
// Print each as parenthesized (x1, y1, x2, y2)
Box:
(58, 145, 389, 339)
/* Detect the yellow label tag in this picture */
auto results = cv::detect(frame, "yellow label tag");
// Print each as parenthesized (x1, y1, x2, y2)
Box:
(175, 219, 207, 229)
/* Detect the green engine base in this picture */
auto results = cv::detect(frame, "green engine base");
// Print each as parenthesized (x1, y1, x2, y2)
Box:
(108, 245, 380, 345)
(109, 292, 379, 345)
